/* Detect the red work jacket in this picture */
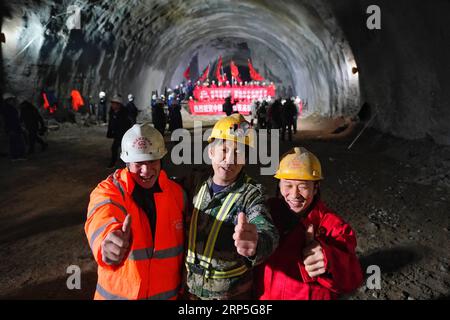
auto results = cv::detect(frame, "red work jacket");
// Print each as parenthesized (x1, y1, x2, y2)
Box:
(255, 198, 363, 300)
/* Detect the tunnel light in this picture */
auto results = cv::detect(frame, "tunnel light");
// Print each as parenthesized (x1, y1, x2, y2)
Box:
(1, 16, 24, 58)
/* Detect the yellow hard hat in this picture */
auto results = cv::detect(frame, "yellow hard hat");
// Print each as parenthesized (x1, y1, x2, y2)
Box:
(208, 114, 255, 147)
(274, 147, 323, 181)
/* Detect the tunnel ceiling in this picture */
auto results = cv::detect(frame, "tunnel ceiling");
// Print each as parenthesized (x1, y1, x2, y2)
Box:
(2, 0, 360, 118)
(2, 0, 450, 145)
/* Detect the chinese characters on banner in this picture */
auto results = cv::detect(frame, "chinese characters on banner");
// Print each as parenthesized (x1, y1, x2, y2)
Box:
(188, 100, 254, 115)
(189, 85, 276, 115)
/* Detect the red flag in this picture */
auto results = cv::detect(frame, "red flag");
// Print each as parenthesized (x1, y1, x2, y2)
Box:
(183, 65, 190, 80)
(215, 56, 224, 82)
(198, 64, 210, 82)
(230, 60, 242, 83)
(248, 59, 265, 81)
(42, 93, 50, 110)
(71, 90, 85, 112)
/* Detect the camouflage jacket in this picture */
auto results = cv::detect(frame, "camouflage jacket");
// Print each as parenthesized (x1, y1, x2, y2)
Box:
(184, 170, 279, 300)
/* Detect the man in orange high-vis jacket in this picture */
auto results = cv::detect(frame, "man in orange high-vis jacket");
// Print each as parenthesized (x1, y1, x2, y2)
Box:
(85, 123, 185, 300)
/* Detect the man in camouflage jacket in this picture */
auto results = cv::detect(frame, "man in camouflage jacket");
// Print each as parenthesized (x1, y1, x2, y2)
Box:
(183, 114, 279, 300)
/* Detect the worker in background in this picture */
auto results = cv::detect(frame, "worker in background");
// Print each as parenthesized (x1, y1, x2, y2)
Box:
(106, 94, 132, 168)
(255, 147, 363, 300)
(126, 94, 138, 125)
(294, 96, 302, 134)
(256, 100, 268, 130)
(19, 100, 48, 154)
(168, 96, 183, 132)
(183, 114, 279, 300)
(152, 97, 167, 136)
(222, 96, 234, 116)
(249, 100, 258, 128)
(151, 94, 157, 108)
(71, 89, 85, 113)
(281, 98, 297, 142)
(88, 96, 96, 119)
(85, 123, 185, 300)
(97, 91, 108, 124)
(0, 93, 27, 161)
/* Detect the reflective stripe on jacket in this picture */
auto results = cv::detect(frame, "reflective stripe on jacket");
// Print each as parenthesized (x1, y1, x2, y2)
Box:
(85, 169, 184, 300)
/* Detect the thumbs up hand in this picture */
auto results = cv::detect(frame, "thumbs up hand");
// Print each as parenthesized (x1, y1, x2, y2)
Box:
(233, 212, 258, 257)
(102, 214, 132, 265)
(302, 224, 326, 278)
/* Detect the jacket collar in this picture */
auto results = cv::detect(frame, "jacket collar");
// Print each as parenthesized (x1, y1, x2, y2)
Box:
(206, 170, 247, 198)
(117, 168, 167, 195)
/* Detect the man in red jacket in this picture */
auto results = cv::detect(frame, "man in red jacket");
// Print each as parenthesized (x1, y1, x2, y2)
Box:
(255, 147, 363, 300)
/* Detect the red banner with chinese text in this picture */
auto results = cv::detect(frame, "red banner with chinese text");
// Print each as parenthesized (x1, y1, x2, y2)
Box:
(188, 100, 252, 115)
(193, 86, 276, 102)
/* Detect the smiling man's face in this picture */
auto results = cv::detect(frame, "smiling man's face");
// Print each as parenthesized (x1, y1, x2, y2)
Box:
(208, 139, 245, 186)
(279, 179, 318, 215)
(128, 160, 161, 189)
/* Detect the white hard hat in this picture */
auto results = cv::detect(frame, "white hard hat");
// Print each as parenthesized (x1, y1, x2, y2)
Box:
(128, 94, 134, 101)
(152, 94, 157, 100)
(121, 123, 167, 163)
(160, 94, 165, 99)
(99, 91, 106, 99)
(110, 94, 123, 104)
(2, 92, 16, 101)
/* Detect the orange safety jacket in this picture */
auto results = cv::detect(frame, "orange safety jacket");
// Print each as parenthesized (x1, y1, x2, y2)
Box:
(85, 168, 185, 300)
(71, 90, 84, 112)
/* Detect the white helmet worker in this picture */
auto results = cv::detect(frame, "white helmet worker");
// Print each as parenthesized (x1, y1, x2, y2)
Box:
(121, 123, 167, 163)
(2, 92, 16, 101)
(99, 91, 106, 99)
(128, 94, 134, 102)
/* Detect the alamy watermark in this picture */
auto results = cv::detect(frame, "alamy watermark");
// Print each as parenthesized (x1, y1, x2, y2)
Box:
(66, 265, 81, 290)
(367, 5, 381, 30)
(366, 265, 382, 290)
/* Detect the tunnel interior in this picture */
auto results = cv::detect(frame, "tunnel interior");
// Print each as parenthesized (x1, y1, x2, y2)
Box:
(2, 0, 361, 120)
(3, 0, 450, 144)
(1, 0, 450, 301)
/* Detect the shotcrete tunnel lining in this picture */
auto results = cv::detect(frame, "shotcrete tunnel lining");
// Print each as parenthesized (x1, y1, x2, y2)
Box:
(2, 0, 361, 120)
